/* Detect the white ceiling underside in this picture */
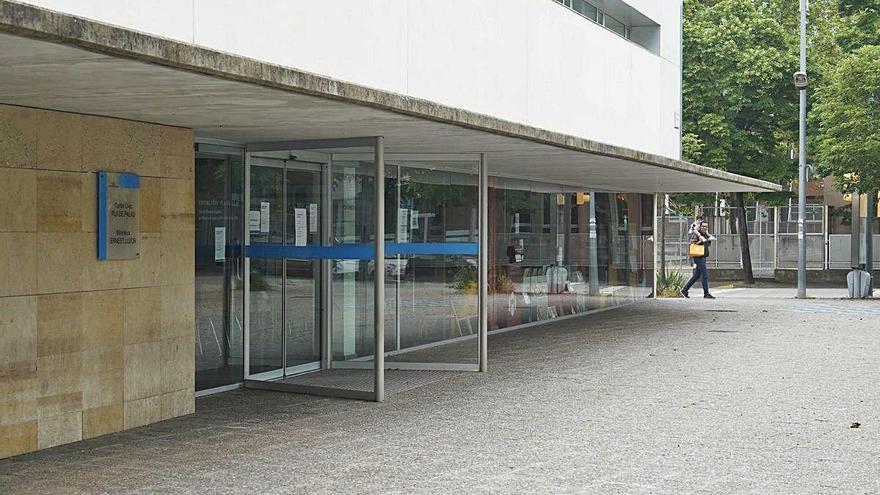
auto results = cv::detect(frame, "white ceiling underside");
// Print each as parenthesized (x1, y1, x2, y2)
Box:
(0, 32, 772, 193)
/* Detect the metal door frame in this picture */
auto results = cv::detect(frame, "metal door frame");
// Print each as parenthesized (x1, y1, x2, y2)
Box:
(244, 137, 386, 401)
(243, 154, 325, 380)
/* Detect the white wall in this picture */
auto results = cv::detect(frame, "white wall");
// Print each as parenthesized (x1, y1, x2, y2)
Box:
(22, 0, 682, 159)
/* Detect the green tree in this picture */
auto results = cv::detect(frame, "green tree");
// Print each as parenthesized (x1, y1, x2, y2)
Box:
(836, 0, 880, 53)
(682, 0, 799, 283)
(813, 45, 880, 194)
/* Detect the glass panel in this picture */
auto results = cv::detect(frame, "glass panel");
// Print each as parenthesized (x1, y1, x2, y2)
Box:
(388, 162, 479, 365)
(604, 15, 627, 37)
(284, 163, 322, 370)
(248, 258, 284, 375)
(384, 166, 398, 354)
(572, 0, 598, 20)
(248, 163, 284, 376)
(488, 178, 651, 332)
(249, 163, 284, 244)
(195, 147, 244, 391)
(285, 259, 319, 368)
(331, 159, 376, 362)
(285, 165, 322, 246)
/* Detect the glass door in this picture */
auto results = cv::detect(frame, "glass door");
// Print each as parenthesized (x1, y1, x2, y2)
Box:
(244, 138, 383, 401)
(247, 158, 284, 379)
(283, 162, 322, 374)
(247, 157, 322, 379)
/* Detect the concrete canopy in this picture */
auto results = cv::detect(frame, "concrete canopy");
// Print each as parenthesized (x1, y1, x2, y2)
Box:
(0, 1, 780, 193)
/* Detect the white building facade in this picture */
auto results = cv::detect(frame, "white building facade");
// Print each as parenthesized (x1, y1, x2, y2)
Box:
(24, 0, 682, 158)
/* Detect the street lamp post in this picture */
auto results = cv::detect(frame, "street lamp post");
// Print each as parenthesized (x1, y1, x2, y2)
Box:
(795, 0, 808, 299)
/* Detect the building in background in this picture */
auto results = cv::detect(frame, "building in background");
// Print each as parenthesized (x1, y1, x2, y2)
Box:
(0, 0, 777, 459)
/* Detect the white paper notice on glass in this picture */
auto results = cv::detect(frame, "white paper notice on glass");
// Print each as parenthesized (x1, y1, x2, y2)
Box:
(411, 210, 419, 229)
(309, 203, 318, 233)
(249, 211, 260, 233)
(260, 202, 270, 233)
(294, 208, 307, 247)
(398, 208, 409, 243)
(214, 227, 226, 261)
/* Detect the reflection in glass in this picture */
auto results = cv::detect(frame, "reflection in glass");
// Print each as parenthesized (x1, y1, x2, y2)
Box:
(285, 260, 319, 368)
(487, 178, 653, 332)
(283, 163, 322, 370)
(331, 160, 376, 361)
(239, 145, 659, 388)
(195, 147, 244, 391)
(248, 258, 283, 375)
(387, 163, 479, 364)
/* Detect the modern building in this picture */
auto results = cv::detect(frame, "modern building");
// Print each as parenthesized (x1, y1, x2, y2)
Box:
(0, 0, 778, 459)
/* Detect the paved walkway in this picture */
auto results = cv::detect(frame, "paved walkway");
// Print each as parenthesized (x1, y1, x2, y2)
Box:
(712, 287, 854, 299)
(2, 290, 878, 494)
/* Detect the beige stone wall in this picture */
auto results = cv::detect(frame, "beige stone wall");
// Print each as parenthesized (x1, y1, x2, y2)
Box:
(0, 104, 195, 459)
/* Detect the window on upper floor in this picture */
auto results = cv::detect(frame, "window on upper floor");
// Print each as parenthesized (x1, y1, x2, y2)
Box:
(552, 0, 662, 54)
(571, 0, 599, 21)
(554, 0, 630, 39)
(603, 14, 627, 38)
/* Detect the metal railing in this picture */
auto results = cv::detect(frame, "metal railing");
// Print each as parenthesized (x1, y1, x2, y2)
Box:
(662, 204, 876, 275)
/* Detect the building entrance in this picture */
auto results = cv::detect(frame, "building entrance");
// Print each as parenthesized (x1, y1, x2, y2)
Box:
(246, 156, 323, 380)
(241, 138, 489, 401)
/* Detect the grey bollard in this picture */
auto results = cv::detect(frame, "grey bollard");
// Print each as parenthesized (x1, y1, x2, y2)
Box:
(847, 268, 872, 299)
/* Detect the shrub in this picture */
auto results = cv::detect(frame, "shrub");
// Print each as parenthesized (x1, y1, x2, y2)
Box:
(657, 269, 686, 298)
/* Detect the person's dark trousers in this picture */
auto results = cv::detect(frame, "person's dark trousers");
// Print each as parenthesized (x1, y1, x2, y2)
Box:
(683, 256, 710, 296)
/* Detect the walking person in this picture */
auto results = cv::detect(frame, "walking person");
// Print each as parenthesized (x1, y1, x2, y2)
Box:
(681, 220, 716, 299)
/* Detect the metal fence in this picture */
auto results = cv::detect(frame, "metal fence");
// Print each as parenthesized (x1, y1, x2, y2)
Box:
(661, 204, 878, 276)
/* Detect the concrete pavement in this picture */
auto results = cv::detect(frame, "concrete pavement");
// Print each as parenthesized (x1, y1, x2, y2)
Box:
(1, 289, 878, 494)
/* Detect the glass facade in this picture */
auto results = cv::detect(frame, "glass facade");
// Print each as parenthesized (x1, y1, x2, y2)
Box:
(386, 161, 479, 365)
(487, 179, 654, 331)
(194, 144, 244, 391)
(194, 143, 655, 393)
(330, 157, 378, 363)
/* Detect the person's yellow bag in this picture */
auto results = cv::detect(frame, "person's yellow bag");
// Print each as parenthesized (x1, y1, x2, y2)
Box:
(688, 243, 705, 257)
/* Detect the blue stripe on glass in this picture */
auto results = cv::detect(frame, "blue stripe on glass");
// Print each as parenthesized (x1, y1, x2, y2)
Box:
(387, 242, 478, 256)
(245, 242, 478, 260)
(97, 172, 107, 260)
(246, 244, 374, 260)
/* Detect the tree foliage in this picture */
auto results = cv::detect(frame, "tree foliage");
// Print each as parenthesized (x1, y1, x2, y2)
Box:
(813, 44, 880, 193)
(682, 0, 798, 183)
(836, 0, 880, 52)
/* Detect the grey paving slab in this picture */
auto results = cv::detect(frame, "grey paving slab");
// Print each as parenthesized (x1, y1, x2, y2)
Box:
(1, 289, 879, 494)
